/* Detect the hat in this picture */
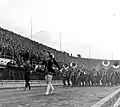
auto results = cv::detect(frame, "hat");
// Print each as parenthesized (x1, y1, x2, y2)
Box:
(49, 53, 54, 59)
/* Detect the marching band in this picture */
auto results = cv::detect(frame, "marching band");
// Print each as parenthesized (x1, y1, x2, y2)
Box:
(7, 51, 120, 95)
(34, 57, 120, 89)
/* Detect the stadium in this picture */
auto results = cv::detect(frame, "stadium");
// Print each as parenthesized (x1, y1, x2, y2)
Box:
(0, 27, 120, 107)
(1, 0, 120, 106)
(0, 26, 120, 83)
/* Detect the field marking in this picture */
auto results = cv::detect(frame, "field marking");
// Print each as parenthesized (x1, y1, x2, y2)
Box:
(91, 88, 120, 107)
(113, 96, 120, 107)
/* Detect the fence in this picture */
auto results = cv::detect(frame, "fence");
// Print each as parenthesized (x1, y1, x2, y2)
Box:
(0, 67, 62, 80)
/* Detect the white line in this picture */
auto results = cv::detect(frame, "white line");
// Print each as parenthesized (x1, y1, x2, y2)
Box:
(113, 96, 120, 107)
(91, 88, 120, 107)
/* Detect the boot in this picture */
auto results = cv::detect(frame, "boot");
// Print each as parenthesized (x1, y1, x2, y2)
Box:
(29, 85, 31, 90)
(24, 87, 27, 91)
(45, 84, 50, 95)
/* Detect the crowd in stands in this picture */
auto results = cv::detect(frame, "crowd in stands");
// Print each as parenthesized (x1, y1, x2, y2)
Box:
(0, 27, 120, 85)
(0, 27, 73, 80)
(0, 27, 71, 67)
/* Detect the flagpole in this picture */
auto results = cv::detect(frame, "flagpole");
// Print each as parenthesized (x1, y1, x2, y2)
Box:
(89, 44, 90, 58)
(112, 52, 113, 60)
(30, 16, 33, 40)
(60, 32, 61, 51)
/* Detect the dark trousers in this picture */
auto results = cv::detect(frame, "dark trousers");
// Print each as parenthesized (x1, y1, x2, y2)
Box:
(25, 79, 30, 89)
(62, 76, 70, 86)
(71, 75, 77, 86)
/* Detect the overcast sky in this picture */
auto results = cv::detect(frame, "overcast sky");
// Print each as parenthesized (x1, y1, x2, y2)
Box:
(1, 0, 120, 60)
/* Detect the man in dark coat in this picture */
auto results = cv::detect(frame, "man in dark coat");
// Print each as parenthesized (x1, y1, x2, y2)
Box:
(24, 60, 32, 91)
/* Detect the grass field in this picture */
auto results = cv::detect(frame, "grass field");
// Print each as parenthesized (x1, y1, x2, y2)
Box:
(0, 85, 119, 107)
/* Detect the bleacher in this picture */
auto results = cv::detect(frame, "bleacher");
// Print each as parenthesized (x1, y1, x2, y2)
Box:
(0, 27, 120, 81)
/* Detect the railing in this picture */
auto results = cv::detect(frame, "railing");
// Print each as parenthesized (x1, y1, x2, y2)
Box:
(0, 80, 62, 86)
(0, 54, 13, 59)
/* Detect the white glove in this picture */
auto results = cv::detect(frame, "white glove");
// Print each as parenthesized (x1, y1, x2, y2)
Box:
(60, 69, 62, 73)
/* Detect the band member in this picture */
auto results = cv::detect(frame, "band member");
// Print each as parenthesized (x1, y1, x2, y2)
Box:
(61, 64, 70, 87)
(70, 62, 77, 86)
(23, 60, 32, 91)
(42, 51, 61, 95)
(61, 65, 67, 86)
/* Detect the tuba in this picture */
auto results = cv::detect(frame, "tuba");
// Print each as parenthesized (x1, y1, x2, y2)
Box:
(112, 61, 120, 69)
(70, 61, 77, 69)
(102, 60, 110, 67)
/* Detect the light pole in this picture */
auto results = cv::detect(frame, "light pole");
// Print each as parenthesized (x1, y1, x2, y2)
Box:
(89, 44, 91, 58)
(112, 52, 113, 60)
(30, 16, 33, 40)
(60, 32, 62, 51)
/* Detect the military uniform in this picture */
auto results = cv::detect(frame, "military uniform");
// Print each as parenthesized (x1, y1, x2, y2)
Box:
(24, 60, 32, 90)
(42, 58, 60, 76)
(62, 66, 70, 86)
(70, 67, 78, 86)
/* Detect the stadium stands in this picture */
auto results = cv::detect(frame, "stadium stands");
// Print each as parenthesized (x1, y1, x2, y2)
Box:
(0, 27, 120, 84)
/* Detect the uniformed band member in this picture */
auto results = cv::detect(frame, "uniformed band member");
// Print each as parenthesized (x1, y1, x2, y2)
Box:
(42, 51, 61, 95)
(61, 64, 70, 86)
(24, 60, 32, 91)
(70, 62, 77, 86)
